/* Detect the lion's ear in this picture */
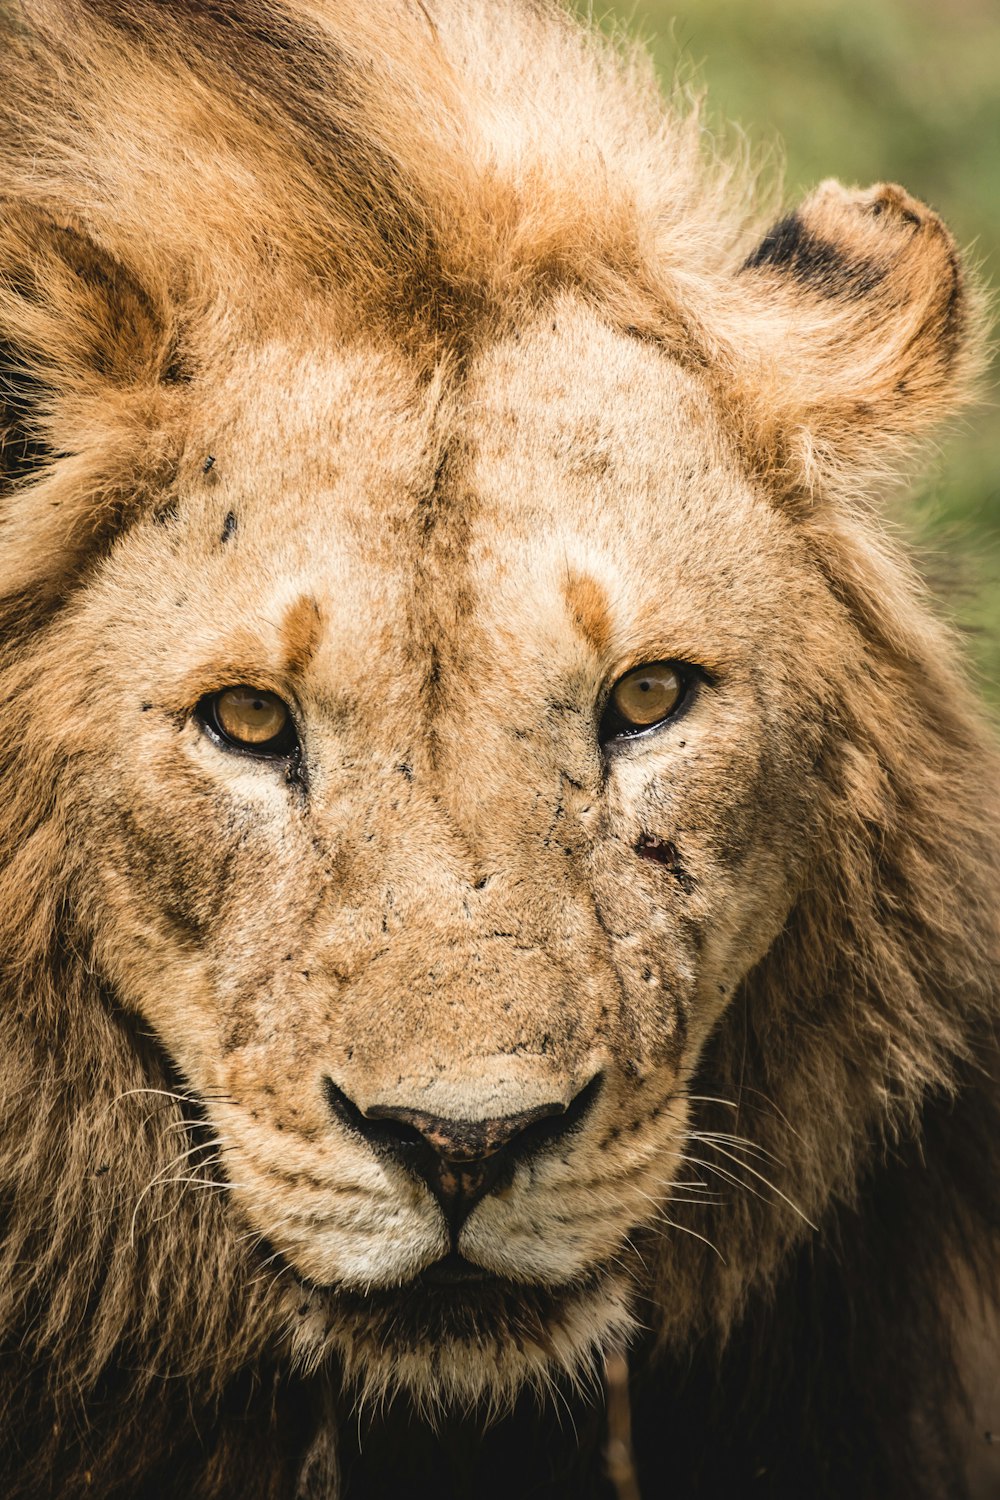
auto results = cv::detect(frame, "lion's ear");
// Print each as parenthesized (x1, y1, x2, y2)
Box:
(731, 180, 986, 499)
(0, 204, 179, 602)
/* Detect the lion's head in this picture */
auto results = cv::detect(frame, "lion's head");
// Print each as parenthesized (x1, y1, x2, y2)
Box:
(1, 0, 996, 1484)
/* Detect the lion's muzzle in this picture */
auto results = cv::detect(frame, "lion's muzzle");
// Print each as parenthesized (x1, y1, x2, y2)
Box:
(323, 1070, 604, 1239)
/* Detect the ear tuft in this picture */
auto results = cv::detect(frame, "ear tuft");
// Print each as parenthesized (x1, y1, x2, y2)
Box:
(732, 181, 986, 501)
(0, 204, 175, 410)
(0, 203, 180, 602)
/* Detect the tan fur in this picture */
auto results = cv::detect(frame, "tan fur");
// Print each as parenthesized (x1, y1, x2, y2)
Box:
(0, 2, 997, 1496)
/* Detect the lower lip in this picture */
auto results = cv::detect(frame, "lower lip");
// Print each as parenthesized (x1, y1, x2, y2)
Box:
(417, 1253, 493, 1287)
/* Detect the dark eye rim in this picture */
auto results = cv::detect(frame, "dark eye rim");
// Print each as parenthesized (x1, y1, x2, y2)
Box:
(194, 686, 301, 761)
(598, 659, 703, 745)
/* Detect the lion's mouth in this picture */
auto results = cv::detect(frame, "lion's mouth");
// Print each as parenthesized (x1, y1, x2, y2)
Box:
(273, 1238, 616, 1348)
(272, 1239, 638, 1406)
(416, 1252, 492, 1287)
(333, 1261, 617, 1345)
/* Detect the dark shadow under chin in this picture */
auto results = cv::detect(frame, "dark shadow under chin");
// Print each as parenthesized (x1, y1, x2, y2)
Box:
(335, 1368, 617, 1500)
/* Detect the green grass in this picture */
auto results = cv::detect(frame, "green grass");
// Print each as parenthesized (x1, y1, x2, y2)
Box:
(584, 0, 1000, 700)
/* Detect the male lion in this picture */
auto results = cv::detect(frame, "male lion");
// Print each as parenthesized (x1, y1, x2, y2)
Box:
(0, 1, 997, 1497)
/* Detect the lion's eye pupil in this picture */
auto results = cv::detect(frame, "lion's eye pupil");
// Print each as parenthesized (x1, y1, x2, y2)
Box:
(208, 686, 294, 753)
(604, 662, 684, 739)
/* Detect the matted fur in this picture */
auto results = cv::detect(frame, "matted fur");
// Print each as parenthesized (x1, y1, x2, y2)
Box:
(0, 2, 997, 1498)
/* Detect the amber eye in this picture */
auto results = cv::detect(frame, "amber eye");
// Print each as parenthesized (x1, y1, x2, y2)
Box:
(201, 686, 297, 757)
(601, 661, 685, 741)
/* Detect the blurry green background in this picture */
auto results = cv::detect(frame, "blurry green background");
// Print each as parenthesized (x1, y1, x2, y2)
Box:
(587, 0, 1000, 702)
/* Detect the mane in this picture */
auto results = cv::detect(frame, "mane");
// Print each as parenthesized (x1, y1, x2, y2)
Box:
(0, 0, 754, 346)
(0, 1, 997, 1495)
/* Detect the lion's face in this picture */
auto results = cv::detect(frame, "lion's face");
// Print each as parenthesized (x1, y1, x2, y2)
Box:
(55, 299, 837, 1401)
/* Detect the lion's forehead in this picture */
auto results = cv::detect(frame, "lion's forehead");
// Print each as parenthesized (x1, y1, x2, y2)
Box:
(157, 305, 811, 699)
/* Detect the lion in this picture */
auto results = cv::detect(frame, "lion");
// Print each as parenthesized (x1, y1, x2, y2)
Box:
(0, 1, 997, 1496)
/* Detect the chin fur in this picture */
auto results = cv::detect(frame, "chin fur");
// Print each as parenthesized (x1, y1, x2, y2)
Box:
(278, 1266, 637, 1418)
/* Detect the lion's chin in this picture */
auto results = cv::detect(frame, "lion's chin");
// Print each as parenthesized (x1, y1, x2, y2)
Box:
(278, 1258, 638, 1413)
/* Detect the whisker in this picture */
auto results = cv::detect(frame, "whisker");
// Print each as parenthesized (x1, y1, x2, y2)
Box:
(690, 1129, 787, 1168)
(128, 1162, 240, 1246)
(679, 1094, 739, 1110)
(736, 1085, 807, 1143)
(631, 1187, 726, 1261)
(617, 1231, 649, 1276)
(142, 1176, 231, 1229)
(657, 1153, 774, 1207)
(689, 1139, 817, 1230)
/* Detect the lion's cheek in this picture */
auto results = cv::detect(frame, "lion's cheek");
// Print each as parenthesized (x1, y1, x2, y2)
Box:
(464, 1091, 690, 1284)
(206, 1094, 449, 1287)
(589, 794, 801, 1073)
(68, 755, 328, 1050)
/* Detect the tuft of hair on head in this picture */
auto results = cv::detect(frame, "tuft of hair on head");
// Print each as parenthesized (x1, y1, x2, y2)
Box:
(0, 203, 183, 601)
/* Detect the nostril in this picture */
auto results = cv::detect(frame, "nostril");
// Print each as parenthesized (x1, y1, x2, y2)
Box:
(325, 1071, 604, 1159)
(323, 1076, 366, 1134)
(509, 1070, 604, 1162)
(323, 1077, 427, 1154)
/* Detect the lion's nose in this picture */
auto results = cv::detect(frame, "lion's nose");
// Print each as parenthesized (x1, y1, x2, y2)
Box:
(323, 1074, 603, 1233)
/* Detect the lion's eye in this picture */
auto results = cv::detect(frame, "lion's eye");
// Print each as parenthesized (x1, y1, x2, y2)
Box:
(201, 686, 297, 757)
(601, 661, 685, 741)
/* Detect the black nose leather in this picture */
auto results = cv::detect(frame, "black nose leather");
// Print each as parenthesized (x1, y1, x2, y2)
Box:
(324, 1074, 603, 1233)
